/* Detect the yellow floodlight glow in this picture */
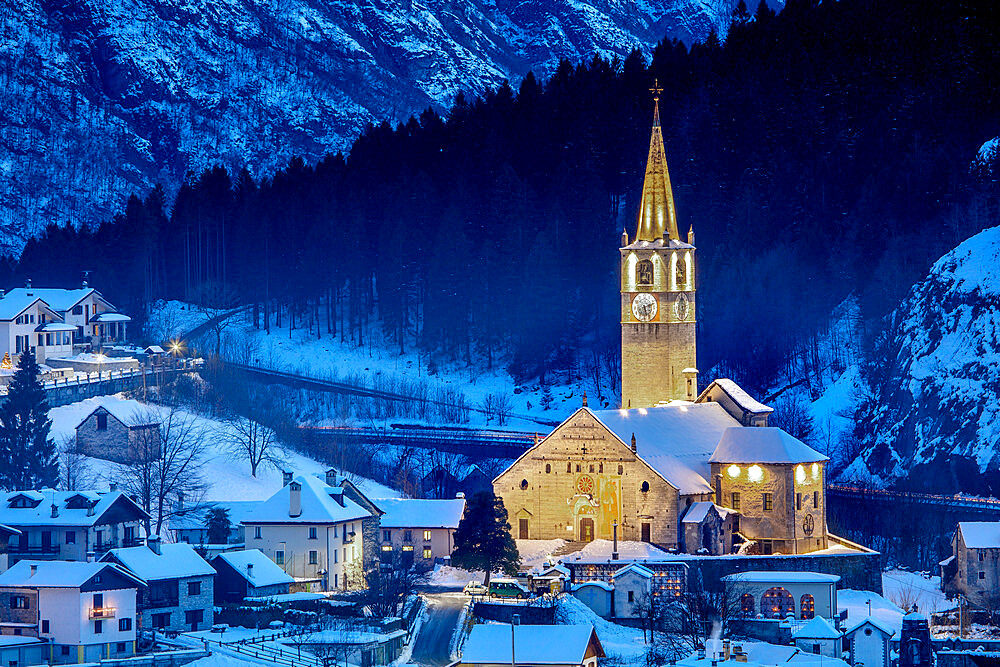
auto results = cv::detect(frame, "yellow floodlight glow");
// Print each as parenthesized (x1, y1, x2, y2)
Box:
(748, 465, 763, 483)
(727, 465, 741, 478)
(795, 465, 806, 484)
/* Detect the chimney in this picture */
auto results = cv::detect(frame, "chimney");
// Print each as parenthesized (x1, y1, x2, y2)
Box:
(247, 562, 254, 577)
(631, 433, 637, 453)
(147, 535, 161, 555)
(325, 468, 338, 487)
(51, 503, 59, 518)
(683, 368, 700, 401)
(455, 492, 465, 499)
(86, 502, 95, 517)
(0, 289, 5, 299)
(29, 564, 37, 577)
(110, 482, 118, 492)
(86, 551, 96, 563)
(25, 278, 31, 295)
(289, 482, 302, 518)
(582, 391, 588, 408)
(176, 492, 185, 512)
(282, 471, 293, 486)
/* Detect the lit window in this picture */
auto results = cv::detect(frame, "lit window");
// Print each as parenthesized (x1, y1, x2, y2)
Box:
(423, 530, 432, 541)
(795, 465, 806, 484)
(763, 493, 773, 511)
(731, 492, 741, 511)
(748, 465, 763, 482)
(381, 545, 393, 552)
(811, 463, 819, 479)
(423, 548, 432, 559)
(727, 465, 741, 478)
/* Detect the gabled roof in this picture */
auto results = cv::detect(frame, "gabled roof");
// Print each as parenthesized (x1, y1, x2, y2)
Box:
(0, 560, 144, 588)
(697, 379, 774, 415)
(103, 542, 215, 581)
(74, 397, 161, 429)
(681, 501, 733, 524)
(372, 498, 465, 529)
(710, 427, 829, 464)
(792, 616, 841, 640)
(844, 617, 896, 637)
(212, 549, 294, 588)
(0, 523, 21, 536)
(2, 287, 112, 313)
(242, 474, 372, 525)
(614, 563, 654, 579)
(0, 489, 150, 527)
(462, 625, 604, 665)
(958, 522, 1000, 548)
(0, 294, 59, 322)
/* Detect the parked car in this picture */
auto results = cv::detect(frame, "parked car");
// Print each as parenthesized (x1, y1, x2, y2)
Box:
(463, 581, 488, 596)
(488, 578, 530, 599)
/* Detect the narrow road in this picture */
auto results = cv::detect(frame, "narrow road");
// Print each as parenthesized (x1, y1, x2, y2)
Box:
(411, 590, 468, 667)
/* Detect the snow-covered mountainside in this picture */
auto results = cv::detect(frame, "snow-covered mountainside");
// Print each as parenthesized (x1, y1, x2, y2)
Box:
(842, 225, 1000, 493)
(0, 0, 752, 253)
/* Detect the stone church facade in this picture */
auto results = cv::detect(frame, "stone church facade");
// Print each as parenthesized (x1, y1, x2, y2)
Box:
(494, 94, 834, 557)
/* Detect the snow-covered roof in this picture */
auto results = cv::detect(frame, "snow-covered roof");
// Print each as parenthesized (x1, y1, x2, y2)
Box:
(145, 345, 166, 354)
(792, 616, 841, 639)
(844, 617, 895, 637)
(104, 542, 215, 581)
(0, 523, 20, 535)
(739, 642, 799, 665)
(462, 625, 603, 665)
(614, 563, 654, 579)
(92, 312, 131, 322)
(74, 397, 161, 429)
(0, 489, 149, 527)
(2, 287, 108, 313)
(372, 498, 465, 529)
(958, 522, 1000, 548)
(903, 610, 928, 621)
(242, 474, 372, 525)
(0, 560, 144, 588)
(699, 379, 774, 415)
(681, 501, 734, 524)
(35, 322, 76, 332)
(721, 571, 840, 584)
(592, 403, 742, 494)
(0, 637, 43, 647)
(169, 500, 261, 531)
(710, 427, 829, 464)
(213, 549, 294, 588)
(0, 293, 48, 321)
(572, 580, 614, 592)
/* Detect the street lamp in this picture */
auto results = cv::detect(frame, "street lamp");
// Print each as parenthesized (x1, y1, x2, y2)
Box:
(511, 613, 520, 667)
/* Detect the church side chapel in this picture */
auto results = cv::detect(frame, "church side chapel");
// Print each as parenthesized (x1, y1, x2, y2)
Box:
(494, 87, 833, 557)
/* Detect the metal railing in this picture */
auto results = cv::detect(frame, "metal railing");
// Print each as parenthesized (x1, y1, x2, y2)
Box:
(89, 607, 116, 619)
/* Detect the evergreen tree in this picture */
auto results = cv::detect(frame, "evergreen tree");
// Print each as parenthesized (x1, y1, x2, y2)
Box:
(206, 507, 231, 544)
(451, 491, 520, 586)
(0, 353, 58, 490)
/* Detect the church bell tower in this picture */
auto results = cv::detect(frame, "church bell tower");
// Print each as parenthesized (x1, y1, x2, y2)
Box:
(620, 83, 697, 409)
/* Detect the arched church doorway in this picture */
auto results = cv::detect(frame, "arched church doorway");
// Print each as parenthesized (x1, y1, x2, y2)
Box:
(580, 518, 595, 542)
(761, 587, 795, 618)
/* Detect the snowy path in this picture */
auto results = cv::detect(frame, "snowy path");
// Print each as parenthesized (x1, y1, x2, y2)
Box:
(410, 591, 467, 667)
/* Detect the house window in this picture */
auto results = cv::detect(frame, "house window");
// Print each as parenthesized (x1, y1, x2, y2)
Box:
(813, 491, 820, 507)
(404, 530, 412, 542)
(309, 527, 317, 539)
(152, 613, 170, 629)
(275, 550, 284, 565)
(589, 465, 594, 473)
(812, 644, 821, 655)
(383, 530, 392, 542)
(801, 594, 816, 619)
(520, 479, 528, 490)
(119, 618, 132, 631)
(254, 526, 261, 539)
(93, 593, 103, 609)
(309, 550, 318, 565)
(97, 413, 108, 430)
(731, 492, 741, 510)
(188, 581, 201, 596)
(618, 465, 623, 475)
(73, 305, 83, 315)
(94, 620, 103, 634)
(116, 642, 127, 653)
(576, 464, 581, 472)
(980, 571, 986, 580)
(599, 463, 604, 473)
(10, 596, 28, 609)
(423, 548, 432, 559)
(334, 550, 338, 564)
(980, 551, 986, 562)
(423, 530, 432, 541)
(641, 481, 650, 493)
(185, 609, 203, 629)
(796, 493, 802, 510)
(61, 647, 70, 656)
(41, 620, 49, 633)
(545, 464, 551, 473)
(567, 462, 572, 473)
(637, 259, 654, 286)
(66, 531, 75, 544)
(763, 493, 774, 511)
(628, 590, 635, 603)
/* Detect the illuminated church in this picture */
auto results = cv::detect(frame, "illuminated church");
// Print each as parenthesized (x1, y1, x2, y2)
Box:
(494, 89, 831, 556)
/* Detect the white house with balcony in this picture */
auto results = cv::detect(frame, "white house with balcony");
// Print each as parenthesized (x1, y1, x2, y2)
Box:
(242, 474, 377, 591)
(0, 292, 74, 366)
(0, 560, 142, 664)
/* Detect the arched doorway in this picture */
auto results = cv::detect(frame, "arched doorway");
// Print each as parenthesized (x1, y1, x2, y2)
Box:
(740, 594, 755, 617)
(761, 587, 795, 619)
(580, 518, 595, 542)
(800, 594, 815, 619)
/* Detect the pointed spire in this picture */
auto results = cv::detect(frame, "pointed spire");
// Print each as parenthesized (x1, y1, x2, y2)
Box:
(635, 80, 680, 243)
(687, 224, 695, 246)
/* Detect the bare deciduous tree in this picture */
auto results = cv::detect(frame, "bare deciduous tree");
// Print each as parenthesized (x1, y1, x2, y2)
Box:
(59, 436, 95, 491)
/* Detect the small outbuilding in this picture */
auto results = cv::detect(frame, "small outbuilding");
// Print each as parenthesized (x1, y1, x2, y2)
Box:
(611, 563, 653, 619)
(792, 616, 841, 658)
(722, 571, 840, 620)
(458, 624, 604, 667)
(75, 399, 161, 464)
(843, 618, 894, 667)
(571, 580, 613, 619)
(212, 549, 295, 603)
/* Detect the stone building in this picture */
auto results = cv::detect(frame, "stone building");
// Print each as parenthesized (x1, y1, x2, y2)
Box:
(74, 401, 161, 464)
(620, 87, 698, 409)
(941, 522, 1000, 605)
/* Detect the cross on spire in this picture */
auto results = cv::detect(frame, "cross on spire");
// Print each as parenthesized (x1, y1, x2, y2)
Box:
(649, 78, 663, 101)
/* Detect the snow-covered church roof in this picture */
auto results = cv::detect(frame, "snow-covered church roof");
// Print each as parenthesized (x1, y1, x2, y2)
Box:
(710, 427, 828, 464)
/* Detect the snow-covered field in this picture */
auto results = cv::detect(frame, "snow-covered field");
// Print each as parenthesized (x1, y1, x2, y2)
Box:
(556, 594, 647, 662)
(50, 394, 400, 503)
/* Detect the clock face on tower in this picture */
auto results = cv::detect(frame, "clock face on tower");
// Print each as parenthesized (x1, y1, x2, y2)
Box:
(674, 293, 690, 321)
(631, 293, 657, 322)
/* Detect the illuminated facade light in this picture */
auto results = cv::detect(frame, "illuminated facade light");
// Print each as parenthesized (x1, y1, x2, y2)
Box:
(748, 465, 763, 482)
(727, 464, 741, 478)
(812, 463, 819, 479)
(795, 465, 806, 484)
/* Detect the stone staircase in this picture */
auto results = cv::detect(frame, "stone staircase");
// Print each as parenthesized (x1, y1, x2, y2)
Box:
(552, 541, 588, 558)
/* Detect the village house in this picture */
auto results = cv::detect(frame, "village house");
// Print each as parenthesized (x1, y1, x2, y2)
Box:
(74, 401, 161, 464)
(372, 497, 465, 568)
(611, 562, 654, 619)
(241, 473, 378, 591)
(0, 560, 142, 664)
(843, 618, 894, 667)
(0, 635, 45, 667)
(101, 537, 215, 633)
(0, 290, 74, 365)
(458, 624, 604, 667)
(792, 616, 842, 658)
(0, 490, 148, 565)
(0, 524, 20, 571)
(722, 571, 840, 620)
(1, 283, 130, 351)
(211, 549, 295, 603)
(941, 522, 1000, 604)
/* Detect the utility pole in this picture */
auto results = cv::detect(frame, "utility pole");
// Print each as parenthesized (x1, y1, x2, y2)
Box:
(511, 613, 520, 667)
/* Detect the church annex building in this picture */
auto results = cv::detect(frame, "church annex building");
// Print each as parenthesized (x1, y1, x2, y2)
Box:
(494, 89, 853, 559)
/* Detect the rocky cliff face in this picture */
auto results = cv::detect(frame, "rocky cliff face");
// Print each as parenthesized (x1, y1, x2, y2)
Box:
(0, 0, 750, 253)
(843, 224, 1000, 494)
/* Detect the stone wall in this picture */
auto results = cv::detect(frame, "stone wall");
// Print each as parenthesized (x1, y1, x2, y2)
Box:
(473, 600, 555, 624)
(76, 410, 132, 463)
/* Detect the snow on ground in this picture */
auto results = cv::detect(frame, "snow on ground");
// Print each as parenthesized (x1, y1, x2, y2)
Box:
(516, 539, 567, 570)
(146, 300, 219, 342)
(49, 395, 401, 502)
(881, 569, 949, 615)
(561, 539, 670, 564)
(182, 653, 263, 667)
(556, 594, 647, 661)
(838, 589, 906, 636)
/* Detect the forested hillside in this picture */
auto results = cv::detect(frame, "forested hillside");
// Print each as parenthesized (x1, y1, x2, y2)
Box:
(5, 0, 999, 404)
